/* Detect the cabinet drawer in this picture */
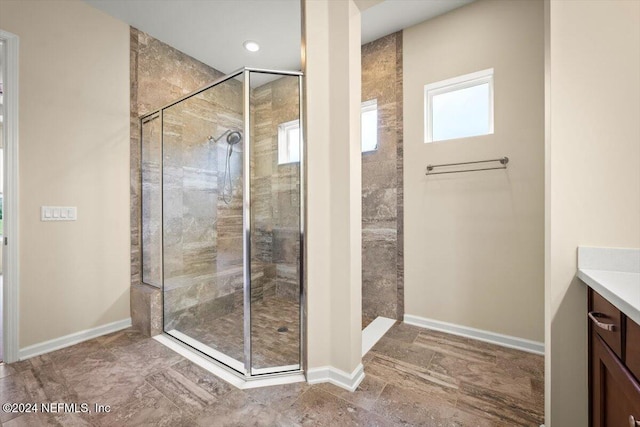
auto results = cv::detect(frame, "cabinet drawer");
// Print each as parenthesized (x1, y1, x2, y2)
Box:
(589, 289, 623, 359)
(627, 317, 640, 382)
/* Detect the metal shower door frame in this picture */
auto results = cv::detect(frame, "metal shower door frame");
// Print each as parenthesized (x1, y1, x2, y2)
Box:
(140, 67, 306, 381)
(243, 69, 305, 377)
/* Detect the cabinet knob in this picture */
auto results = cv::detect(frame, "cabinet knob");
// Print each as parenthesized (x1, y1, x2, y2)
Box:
(630, 415, 640, 427)
(588, 311, 616, 331)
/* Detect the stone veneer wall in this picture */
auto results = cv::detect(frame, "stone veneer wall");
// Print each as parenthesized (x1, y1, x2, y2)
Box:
(361, 32, 404, 324)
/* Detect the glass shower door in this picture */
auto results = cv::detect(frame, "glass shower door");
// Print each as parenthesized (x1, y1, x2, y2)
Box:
(249, 72, 302, 374)
(162, 75, 246, 373)
(142, 69, 304, 379)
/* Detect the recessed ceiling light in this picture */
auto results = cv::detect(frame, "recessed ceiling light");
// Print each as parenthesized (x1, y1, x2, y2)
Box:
(243, 40, 260, 52)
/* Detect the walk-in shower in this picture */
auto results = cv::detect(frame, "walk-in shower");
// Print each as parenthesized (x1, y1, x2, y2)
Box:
(140, 68, 304, 379)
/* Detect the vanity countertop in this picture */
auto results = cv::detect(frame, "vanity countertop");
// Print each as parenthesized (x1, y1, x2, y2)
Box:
(577, 247, 640, 325)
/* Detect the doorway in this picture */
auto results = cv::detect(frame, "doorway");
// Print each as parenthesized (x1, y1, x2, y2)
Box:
(0, 29, 18, 364)
(0, 38, 4, 361)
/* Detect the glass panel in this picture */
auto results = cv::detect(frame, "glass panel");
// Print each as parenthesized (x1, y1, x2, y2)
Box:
(162, 75, 246, 372)
(432, 82, 490, 142)
(141, 114, 162, 287)
(250, 73, 301, 373)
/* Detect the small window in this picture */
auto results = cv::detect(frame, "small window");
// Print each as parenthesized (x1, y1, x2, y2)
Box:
(277, 100, 379, 164)
(278, 119, 301, 165)
(361, 99, 378, 152)
(424, 68, 494, 143)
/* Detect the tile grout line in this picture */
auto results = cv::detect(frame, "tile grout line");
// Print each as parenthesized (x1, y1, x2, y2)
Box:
(141, 377, 197, 420)
(314, 386, 379, 415)
(370, 375, 388, 403)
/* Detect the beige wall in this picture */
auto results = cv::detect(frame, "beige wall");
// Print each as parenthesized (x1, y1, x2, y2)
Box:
(0, 0, 130, 348)
(403, 0, 545, 342)
(304, 0, 363, 374)
(546, 1, 640, 425)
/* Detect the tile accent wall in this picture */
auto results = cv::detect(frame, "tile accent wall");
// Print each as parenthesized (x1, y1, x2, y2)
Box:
(361, 32, 404, 324)
(130, 27, 226, 335)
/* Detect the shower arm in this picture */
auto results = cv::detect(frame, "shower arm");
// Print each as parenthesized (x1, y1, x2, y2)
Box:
(209, 129, 232, 144)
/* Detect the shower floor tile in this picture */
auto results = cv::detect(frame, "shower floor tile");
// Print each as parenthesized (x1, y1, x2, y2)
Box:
(0, 322, 544, 426)
(170, 296, 300, 370)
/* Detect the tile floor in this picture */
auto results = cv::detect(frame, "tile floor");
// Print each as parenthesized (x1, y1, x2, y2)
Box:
(0, 323, 544, 426)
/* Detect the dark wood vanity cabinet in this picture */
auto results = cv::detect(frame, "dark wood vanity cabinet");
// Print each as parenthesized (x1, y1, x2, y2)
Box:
(589, 289, 640, 427)
(627, 320, 640, 382)
(591, 330, 640, 427)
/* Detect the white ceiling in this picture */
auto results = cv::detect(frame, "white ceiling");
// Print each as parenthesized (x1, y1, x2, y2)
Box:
(85, 0, 302, 86)
(85, 0, 472, 86)
(361, 0, 473, 44)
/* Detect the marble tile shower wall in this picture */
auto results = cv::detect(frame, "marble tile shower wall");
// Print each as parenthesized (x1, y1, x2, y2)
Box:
(131, 28, 238, 335)
(361, 32, 404, 324)
(252, 76, 301, 302)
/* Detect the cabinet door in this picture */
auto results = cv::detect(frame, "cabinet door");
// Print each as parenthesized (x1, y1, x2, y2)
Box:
(627, 318, 640, 382)
(591, 331, 640, 427)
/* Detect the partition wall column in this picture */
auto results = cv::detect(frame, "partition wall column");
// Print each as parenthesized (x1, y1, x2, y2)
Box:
(303, 0, 364, 388)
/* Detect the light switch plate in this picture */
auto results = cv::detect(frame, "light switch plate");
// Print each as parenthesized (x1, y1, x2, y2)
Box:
(41, 206, 77, 221)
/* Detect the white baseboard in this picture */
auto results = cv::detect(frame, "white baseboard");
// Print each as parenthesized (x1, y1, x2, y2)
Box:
(404, 314, 544, 355)
(18, 318, 132, 360)
(307, 363, 365, 392)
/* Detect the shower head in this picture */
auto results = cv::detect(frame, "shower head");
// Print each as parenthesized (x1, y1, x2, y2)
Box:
(226, 131, 242, 145)
(208, 129, 242, 145)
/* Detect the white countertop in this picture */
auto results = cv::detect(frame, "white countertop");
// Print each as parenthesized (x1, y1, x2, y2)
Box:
(577, 247, 640, 326)
(577, 269, 640, 325)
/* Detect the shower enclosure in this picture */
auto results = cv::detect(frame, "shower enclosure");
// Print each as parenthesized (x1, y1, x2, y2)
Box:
(140, 68, 304, 378)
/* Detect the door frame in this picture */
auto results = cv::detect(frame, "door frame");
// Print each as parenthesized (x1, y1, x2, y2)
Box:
(0, 29, 20, 363)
